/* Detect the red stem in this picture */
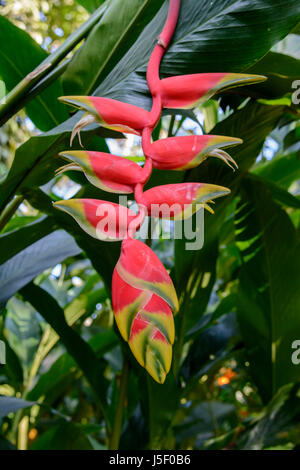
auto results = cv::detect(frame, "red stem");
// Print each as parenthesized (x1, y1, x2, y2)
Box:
(132, 0, 181, 230)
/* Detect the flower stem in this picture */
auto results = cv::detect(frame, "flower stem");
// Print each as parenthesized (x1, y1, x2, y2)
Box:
(109, 358, 129, 450)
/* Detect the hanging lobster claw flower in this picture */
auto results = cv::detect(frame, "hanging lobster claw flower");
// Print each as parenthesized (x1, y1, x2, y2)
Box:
(142, 182, 230, 219)
(57, 150, 146, 194)
(112, 238, 178, 383)
(159, 73, 266, 109)
(116, 238, 179, 312)
(53, 199, 144, 241)
(150, 135, 242, 171)
(59, 96, 150, 144)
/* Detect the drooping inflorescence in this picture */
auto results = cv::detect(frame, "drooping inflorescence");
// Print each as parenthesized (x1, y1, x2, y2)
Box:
(54, 0, 265, 383)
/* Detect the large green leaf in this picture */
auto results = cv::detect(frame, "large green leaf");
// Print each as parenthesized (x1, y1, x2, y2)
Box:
(0, 341, 23, 390)
(235, 177, 300, 402)
(63, 0, 164, 95)
(220, 51, 300, 109)
(20, 282, 109, 413)
(245, 51, 300, 99)
(253, 151, 300, 189)
(0, 230, 81, 307)
(5, 298, 41, 378)
(248, 174, 300, 209)
(0, 216, 56, 265)
(0, 16, 68, 131)
(94, 0, 300, 109)
(141, 372, 181, 449)
(174, 102, 286, 336)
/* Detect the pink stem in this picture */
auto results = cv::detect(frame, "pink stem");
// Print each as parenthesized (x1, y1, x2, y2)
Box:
(147, 0, 181, 96)
(131, 0, 181, 233)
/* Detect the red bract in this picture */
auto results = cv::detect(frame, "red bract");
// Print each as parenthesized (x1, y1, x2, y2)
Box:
(142, 183, 230, 219)
(53, 199, 144, 241)
(116, 238, 179, 312)
(112, 238, 178, 383)
(58, 150, 146, 193)
(150, 135, 241, 171)
(58, 96, 151, 144)
(160, 73, 266, 108)
(112, 268, 174, 384)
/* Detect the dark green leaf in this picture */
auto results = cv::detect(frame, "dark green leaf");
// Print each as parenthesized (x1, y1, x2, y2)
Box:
(0, 16, 68, 130)
(240, 383, 300, 449)
(0, 436, 16, 450)
(63, 0, 164, 95)
(0, 340, 23, 389)
(174, 401, 237, 449)
(30, 420, 93, 450)
(28, 330, 118, 403)
(0, 230, 81, 307)
(5, 298, 41, 375)
(21, 283, 109, 411)
(248, 174, 300, 209)
(253, 151, 300, 189)
(175, 102, 285, 336)
(0, 216, 57, 265)
(243, 52, 300, 99)
(235, 177, 300, 401)
(180, 313, 239, 384)
(94, 0, 300, 109)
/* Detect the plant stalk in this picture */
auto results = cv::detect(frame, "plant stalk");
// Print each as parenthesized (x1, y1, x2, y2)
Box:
(0, 195, 24, 232)
(0, 60, 70, 128)
(109, 359, 129, 450)
(0, 3, 107, 124)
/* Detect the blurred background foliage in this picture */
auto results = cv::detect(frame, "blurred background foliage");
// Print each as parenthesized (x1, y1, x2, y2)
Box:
(0, 0, 300, 451)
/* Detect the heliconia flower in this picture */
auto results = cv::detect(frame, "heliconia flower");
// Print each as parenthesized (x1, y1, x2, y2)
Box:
(149, 135, 242, 171)
(112, 238, 178, 383)
(159, 73, 266, 109)
(58, 96, 151, 145)
(57, 150, 146, 194)
(53, 199, 145, 241)
(116, 238, 179, 312)
(142, 182, 230, 219)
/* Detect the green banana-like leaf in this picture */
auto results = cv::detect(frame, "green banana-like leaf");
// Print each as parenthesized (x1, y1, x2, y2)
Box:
(0, 16, 68, 130)
(235, 177, 300, 402)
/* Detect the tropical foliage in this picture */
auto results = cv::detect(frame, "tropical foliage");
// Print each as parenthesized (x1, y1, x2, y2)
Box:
(0, 0, 299, 451)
